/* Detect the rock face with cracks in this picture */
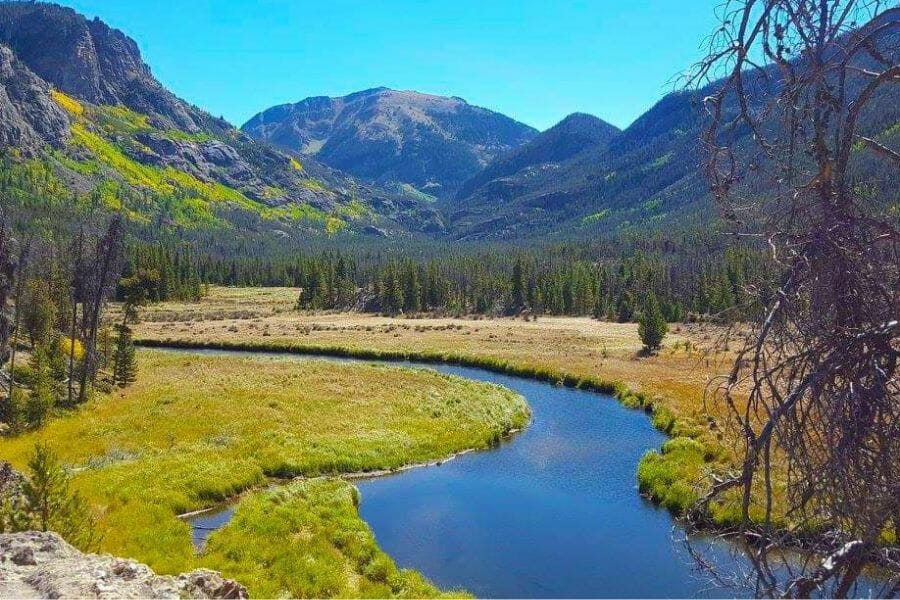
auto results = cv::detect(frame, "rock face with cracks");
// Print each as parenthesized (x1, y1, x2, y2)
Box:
(0, 531, 248, 599)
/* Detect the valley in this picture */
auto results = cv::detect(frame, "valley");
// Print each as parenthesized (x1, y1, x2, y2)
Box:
(0, 1, 897, 598)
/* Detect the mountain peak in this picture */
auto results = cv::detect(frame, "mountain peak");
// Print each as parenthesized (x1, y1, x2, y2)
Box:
(555, 112, 612, 130)
(243, 89, 538, 198)
(453, 111, 620, 201)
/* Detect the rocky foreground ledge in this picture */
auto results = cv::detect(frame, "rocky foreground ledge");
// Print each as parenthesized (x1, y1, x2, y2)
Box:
(0, 531, 248, 599)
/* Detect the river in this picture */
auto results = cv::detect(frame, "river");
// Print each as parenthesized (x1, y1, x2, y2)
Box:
(177, 349, 882, 598)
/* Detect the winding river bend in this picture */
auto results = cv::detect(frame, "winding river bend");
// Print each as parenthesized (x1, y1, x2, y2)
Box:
(177, 350, 752, 597)
(354, 361, 737, 598)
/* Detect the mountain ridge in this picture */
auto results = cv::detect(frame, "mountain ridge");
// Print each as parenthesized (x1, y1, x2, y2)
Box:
(0, 1, 443, 238)
(452, 112, 620, 202)
(242, 87, 539, 198)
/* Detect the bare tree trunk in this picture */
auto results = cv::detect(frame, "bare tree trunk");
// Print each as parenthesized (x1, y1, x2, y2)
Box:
(66, 229, 84, 407)
(0, 207, 15, 393)
(6, 239, 31, 395)
(76, 216, 122, 404)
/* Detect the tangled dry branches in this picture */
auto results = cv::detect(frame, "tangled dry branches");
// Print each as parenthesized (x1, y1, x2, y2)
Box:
(688, 1, 900, 597)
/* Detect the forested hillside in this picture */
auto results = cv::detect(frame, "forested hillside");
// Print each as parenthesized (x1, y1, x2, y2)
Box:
(448, 44, 900, 239)
(0, 2, 441, 240)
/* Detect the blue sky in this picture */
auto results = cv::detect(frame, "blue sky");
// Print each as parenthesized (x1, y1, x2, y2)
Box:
(58, 0, 721, 131)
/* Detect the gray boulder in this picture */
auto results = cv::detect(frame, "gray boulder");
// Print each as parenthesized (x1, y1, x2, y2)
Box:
(0, 531, 248, 599)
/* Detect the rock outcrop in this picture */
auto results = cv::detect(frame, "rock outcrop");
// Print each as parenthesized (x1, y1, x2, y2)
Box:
(0, 44, 69, 156)
(0, 531, 248, 599)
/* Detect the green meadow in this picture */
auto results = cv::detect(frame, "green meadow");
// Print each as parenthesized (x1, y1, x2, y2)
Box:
(0, 349, 529, 597)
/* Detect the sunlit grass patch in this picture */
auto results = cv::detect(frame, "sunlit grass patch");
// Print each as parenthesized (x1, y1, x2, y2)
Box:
(0, 350, 527, 593)
(203, 478, 467, 598)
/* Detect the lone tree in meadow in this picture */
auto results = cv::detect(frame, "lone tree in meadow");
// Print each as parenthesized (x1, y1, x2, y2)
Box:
(688, 1, 899, 596)
(638, 293, 667, 353)
(112, 324, 137, 388)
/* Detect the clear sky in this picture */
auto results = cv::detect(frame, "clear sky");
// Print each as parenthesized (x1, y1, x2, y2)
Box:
(56, 0, 721, 131)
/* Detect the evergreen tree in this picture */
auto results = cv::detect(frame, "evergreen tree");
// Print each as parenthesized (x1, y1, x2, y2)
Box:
(403, 263, 421, 313)
(509, 257, 526, 314)
(112, 325, 137, 387)
(16, 444, 99, 550)
(616, 291, 635, 322)
(26, 344, 56, 427)
(638, 293, 668, 353)
(381, 265, 405, 315)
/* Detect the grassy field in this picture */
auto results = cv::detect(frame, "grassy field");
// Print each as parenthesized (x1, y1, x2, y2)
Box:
(128, 287, 739, 420)
(126, 286, 748, 520)
(0, 349, 527, 597)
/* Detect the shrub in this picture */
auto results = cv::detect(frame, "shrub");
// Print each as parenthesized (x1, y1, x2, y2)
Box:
(0, 388, 28, 434)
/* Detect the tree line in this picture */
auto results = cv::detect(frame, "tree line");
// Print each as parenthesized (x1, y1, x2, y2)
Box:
(187, 243, 771, 322)
(0, 205, 138, 435)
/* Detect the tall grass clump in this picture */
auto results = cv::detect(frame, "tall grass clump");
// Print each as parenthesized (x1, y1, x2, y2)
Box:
(202, 478, 469, 598)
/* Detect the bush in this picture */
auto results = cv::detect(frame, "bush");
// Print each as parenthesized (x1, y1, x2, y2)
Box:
(0, 388, 28, 434)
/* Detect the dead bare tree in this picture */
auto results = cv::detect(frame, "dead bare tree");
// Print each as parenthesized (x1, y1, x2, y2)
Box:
(686, 1, 899, 597)
(75, 215, 123, 405)
(0, 206, 15, 378)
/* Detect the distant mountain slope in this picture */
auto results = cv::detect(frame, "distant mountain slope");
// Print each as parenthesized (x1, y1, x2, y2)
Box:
(453, 112, 620, 202)
(444, 89, 711, 239)
(242, 88, 538, 198)
(448, 40, 900, 240)
(0, 2, 439, 238)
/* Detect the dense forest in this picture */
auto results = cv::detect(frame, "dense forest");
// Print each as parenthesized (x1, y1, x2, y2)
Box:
(172, 240, 771, 321)
(5, 146, 772, 326)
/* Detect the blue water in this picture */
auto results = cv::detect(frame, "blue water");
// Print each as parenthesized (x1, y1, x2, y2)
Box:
(355, 364, 729, 598)
(174, 349, 849, 598)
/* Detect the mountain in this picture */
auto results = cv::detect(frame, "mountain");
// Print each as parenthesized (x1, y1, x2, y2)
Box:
(0, 43, 70, 155)
(0, 2, 440, 238)
(448, 49, 900, 240)
(453, 112, 620, 202)
(2, 2, 895, 245)
(242, 88, 538, 199)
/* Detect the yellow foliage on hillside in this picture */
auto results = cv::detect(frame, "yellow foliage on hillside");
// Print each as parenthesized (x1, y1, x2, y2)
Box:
(50, 89, 84, 117)
(59, 337, 85, 361)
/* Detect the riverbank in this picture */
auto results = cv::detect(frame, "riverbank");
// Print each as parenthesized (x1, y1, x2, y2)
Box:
(0, 350, 528, 598)
(127, 288, 745, 524)
(135, 337, 736, 521)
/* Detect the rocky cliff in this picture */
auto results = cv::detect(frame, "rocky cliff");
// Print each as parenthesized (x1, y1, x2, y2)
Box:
(0, 44, 69, 156)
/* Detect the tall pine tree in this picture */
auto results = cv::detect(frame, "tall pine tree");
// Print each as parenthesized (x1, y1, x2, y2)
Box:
(112, 325, 137, 387)
(638, 293, 668, 353)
